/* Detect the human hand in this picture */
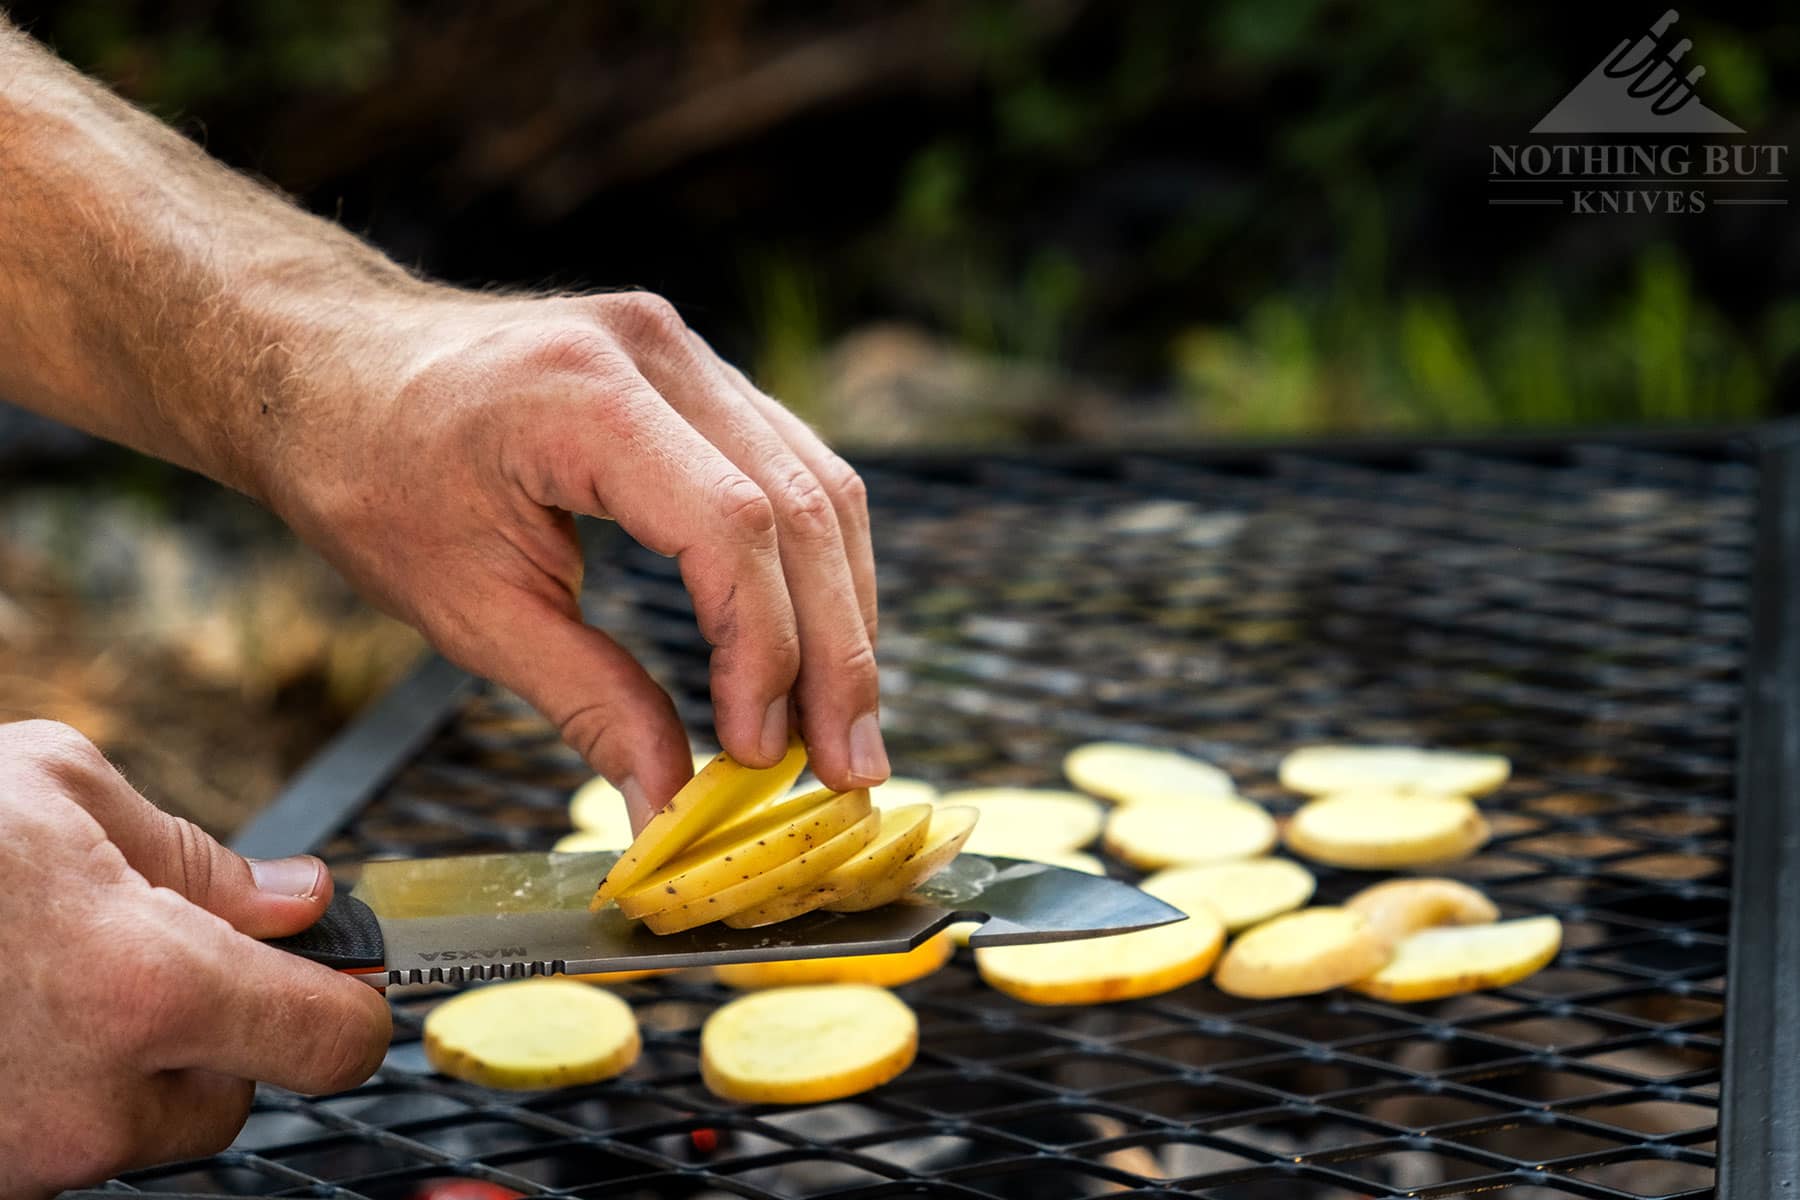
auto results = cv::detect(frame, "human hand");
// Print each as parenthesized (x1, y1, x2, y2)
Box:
(0, 721, 392, 1197)
(264, 290, 886, 829)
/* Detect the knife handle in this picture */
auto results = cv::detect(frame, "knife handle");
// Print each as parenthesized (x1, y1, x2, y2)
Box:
(265, 892, 387, 973)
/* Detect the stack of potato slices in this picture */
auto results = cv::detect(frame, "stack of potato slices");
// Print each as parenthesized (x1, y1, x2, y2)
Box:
(587, 741, 978, 933)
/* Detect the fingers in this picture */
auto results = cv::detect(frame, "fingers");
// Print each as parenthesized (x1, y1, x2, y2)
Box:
(519, 358, 802, 770)
(143, 895, 393, 1095)
(611, 303, 886, 790)
(438, 583, 694, 830)
(708, 347, 880, 644)
(23, 718, 330, 938)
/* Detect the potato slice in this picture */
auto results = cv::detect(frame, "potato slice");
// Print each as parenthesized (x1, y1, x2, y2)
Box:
(1064, 742, 1235, 805)
(940, 788, 1104, 857)
(1345, 877, 1499, 945)
(1351, 916, 1562, 1001)
(1285, 792, 1491, 868)
(1213, 907, 1391, 999)
(701, 984, 918, 1104)
(975, 869, 1226, 1005)
(592, 740, 808, 907)
(569, 751, 715, 836)
(947, 850, 1106, 946)
(617, 788, 869, 920)
(641, 806, 881, 934)
(713, 933, 954, 989)
(874, 777, 942, 807)
(1143, 858, 1315, 932)
(723, 804, 935, 929)
(826, 805, 979, 912)
(1279, 745, 1510, 797)
(554, 830, 622, 854)
(1102, 798, 1277, 869)
(423, 979, 640, 1090)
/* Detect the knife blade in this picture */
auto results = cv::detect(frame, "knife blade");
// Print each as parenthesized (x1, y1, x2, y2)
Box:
(268, 850, 1185, 987)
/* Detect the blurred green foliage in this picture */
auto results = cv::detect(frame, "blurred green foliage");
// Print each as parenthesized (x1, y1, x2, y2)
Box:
(10, 0, 1796, 438)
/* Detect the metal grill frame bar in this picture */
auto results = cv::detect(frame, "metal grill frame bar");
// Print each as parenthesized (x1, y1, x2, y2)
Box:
(202, 423, 1800, 1200)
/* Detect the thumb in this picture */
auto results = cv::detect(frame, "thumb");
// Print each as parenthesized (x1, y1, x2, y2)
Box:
(73, 761, 332, 938)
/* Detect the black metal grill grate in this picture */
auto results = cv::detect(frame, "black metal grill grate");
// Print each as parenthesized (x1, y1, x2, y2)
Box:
(108, 439, 1763, 1198)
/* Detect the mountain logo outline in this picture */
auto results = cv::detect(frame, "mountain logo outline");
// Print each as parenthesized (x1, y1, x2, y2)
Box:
(1533, 10, 1743, 134)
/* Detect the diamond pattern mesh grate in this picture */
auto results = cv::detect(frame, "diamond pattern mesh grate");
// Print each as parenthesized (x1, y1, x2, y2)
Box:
(108, 441, 1756, 1198)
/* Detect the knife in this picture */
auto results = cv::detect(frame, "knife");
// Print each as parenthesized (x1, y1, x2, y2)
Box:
(268, 850, 1186, 987)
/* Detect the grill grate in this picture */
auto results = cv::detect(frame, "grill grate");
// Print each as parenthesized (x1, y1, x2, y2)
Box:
(107, 438, 1768, 1199)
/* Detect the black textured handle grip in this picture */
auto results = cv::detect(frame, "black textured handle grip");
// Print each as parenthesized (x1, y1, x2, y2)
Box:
(265, 891, 386, 971)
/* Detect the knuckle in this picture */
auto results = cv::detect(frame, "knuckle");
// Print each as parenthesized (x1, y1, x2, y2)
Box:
(606, 290, 687, 348)
(527, 327, 627, 379)
(303, 992, 390, 1093)
(714, 475, 778, 543)
(9, 718, 108, 784)
(557, 701, 615, 767)
(839, 638, 880, 683)
(820, 457, 869, 512)
(766, 465, 838, 540)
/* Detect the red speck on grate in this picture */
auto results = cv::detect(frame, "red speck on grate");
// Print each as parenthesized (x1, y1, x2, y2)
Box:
(691, 1127, 720, 1154)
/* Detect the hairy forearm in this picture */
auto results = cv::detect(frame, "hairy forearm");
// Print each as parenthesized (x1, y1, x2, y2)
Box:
(0, 17, 432, 497)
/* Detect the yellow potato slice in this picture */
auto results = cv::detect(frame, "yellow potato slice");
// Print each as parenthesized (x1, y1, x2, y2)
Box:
(1344, 877, 1499, 945)
(723, 804, 935, 929)
(874, 777, 942, 807)
(617, 788, 870, 920)
(701, 984, 918, 1104)
(1279, 745, 1510, 797)
(947, 850, 1106, 947)
(592, 739, 808, 907)
(1284, 792, 1491, 868)
(1102, 798, 1277, 869)
(826, 805, 979, 912)
(713, 933, 954, 989)
(1064, 742, 1235, 805)
(975, 868, 1226, 1005)
(1142, 858, 1316, 932)
(553, 829, 622, 854)
(423, 979, 640, 1090)
(569, 751, 715, 836)
(940, 788, 1104, 857)
(1213, 907, 1391, 999)
(1351, 916, 1562, 1002)
(642, 806, 881, 934)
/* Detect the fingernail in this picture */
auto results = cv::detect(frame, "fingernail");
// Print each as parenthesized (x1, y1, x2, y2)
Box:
(760, 696, 789, 763)
(250, 855, 324, 900)
(620, 776, 650, 827)
(849, 712, 890, 783)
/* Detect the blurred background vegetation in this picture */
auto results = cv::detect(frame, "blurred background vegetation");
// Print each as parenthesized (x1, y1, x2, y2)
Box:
(6, 0, 1795, 443)
(0, 0, 1794, 827)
